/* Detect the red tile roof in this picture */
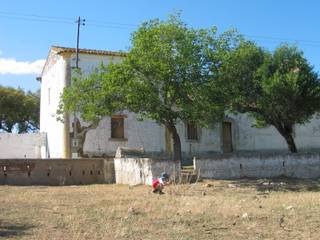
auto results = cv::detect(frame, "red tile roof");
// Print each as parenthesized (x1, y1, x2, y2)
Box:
(51, 45, 127, 57)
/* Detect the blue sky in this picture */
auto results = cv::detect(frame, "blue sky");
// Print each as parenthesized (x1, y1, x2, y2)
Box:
(0, 0, 319, 92)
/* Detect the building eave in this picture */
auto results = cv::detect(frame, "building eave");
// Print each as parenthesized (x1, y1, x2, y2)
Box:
(51, 45, 127, 57)
(40, 45, 127, 77)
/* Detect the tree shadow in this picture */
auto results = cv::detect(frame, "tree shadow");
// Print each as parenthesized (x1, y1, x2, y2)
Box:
(229, 177, 320, 192)
(0, 221, 34, 238)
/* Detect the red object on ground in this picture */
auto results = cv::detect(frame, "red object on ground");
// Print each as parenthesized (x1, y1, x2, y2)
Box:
(152, 179, 160, 189)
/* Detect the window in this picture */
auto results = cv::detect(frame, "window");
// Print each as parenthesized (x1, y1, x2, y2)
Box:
(186, 122, 198, 140)
(111, 116, 124, 139)
(222, 122, 233, 153)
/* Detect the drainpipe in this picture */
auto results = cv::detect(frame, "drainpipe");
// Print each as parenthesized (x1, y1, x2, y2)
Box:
(62, 57, 71, 158)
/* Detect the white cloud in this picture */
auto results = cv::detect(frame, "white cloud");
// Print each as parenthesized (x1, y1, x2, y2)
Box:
(0, 58, 45, 75)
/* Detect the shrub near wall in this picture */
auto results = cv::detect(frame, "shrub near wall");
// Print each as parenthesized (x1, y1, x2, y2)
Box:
(0, 158, 115, 185)
(194, 153, 320, 179)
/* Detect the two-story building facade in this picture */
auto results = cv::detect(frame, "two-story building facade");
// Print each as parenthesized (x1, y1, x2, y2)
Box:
(39, 46, 320, 162)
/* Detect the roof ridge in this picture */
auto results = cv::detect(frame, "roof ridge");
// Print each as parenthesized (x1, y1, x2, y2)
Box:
(51, 45, 127, 57)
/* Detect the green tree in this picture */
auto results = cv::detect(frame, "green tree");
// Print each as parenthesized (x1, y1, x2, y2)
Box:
(0, 86, 39, 133)
(219, 42, 320, 152)
(61, 15, 241, 160)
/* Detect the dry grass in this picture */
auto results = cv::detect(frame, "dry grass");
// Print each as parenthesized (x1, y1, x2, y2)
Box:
(1, 178, 320, 239)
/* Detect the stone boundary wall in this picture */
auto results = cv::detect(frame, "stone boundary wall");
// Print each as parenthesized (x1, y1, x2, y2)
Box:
(194, 153, 320, 179)
(0, 158, 114, 185)
(114, 157, 180, 185)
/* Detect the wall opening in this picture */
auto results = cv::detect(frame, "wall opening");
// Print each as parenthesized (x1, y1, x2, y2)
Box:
(111, 116, 124, 139)
(222, 122, 233, 153)
(186, 122, 198, 140)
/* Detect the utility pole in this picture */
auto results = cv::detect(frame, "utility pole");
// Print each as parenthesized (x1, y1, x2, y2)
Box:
(75, 16, 85, 68)
(72, 16, 85, 158)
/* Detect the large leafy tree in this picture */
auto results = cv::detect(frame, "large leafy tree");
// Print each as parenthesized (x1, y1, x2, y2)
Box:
(0, 86, 39, 133)
(219, 42, 320, 152)
(61, 15, 241, 160)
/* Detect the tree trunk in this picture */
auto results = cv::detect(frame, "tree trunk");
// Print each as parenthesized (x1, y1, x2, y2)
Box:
(73, 118, 97, 158)
(165, 122, 182, 162)
(282, 132, 297, 153)
(78, 129, 90, 158)
(274, 124, 297, 153)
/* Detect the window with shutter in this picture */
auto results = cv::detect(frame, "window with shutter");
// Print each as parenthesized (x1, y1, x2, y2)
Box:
(186, 122, 198, 140)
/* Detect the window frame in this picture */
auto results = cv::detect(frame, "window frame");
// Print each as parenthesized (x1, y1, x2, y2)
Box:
(110, 115, 127, 141)
(186, 122, 199, 141)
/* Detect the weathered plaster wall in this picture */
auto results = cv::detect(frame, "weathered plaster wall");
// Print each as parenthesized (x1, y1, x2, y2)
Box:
(83, 113, 221, 160)
(227, 114, 320, 152)
(41, 50, 320, 159)
(83, 113, 165, 157)
(194, 153, 320, 179)
(40, 52, 124, 159)
(0, 158, 114, 185)
(71, 54, 169, 157)
(40, 53, 67, 158)
(73, 54, 123, 74)
(177, 121, 221, 157)
(83, 110, 320, 159)
(114, 157, 180, 185)
(295, 116, 320, 150)
(0, 133, 46, 159)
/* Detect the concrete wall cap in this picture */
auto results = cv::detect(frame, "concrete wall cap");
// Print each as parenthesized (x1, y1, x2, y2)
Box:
(115, 147, 145, 158)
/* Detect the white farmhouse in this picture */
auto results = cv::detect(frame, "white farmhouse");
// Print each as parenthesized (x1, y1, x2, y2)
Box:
(39, 46, 320, 163)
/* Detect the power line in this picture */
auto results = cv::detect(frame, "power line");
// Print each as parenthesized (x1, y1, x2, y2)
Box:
(1, 11, 320, 47)
(0, 10, 138, 27)
(88, 19, 138, 27)
(0, 13, 135, 30)
(0, 13, 136, 31)
(0, 11, 74, 21)
(86, 22, 135, 30)
(0, 11, 137, 29)
(245, 34, 320, 46)
(246, 34, 320, 44)
(0, 13, 74, 24)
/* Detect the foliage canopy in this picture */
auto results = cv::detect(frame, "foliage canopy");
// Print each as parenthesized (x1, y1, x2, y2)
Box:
(61, 15, 242, 160)
(219, 43, 320, 152)
(0, 86, 40, 133)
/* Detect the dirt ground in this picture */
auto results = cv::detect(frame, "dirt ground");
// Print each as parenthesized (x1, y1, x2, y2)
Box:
(1, 178, 320, 240)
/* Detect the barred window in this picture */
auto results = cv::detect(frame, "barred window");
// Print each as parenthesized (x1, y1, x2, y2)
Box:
(186, 122, 198, 140)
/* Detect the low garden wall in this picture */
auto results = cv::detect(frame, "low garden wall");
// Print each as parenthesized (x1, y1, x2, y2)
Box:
(114, 157, 180, 185)
(114, 148, 180, 185)
(3, 152, 320, 186)
(194, 153, 320, 179)
(0, 158, 114, 185)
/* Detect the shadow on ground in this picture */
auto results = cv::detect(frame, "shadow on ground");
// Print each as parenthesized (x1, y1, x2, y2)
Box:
(229, 177, 320, 192)
(0, 221, 33, 238)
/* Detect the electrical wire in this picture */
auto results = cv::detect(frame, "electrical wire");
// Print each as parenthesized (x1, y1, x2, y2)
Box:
(0, 11, 75, 21)
(87, 19, 138, 27)
(1, 11, 320, 47)
(0, 13, 74, 24)
(85, 23, 135, 30)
